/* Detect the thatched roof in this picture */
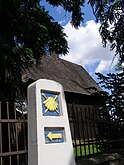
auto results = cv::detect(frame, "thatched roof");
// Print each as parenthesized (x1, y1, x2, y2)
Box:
(22, 55, 101, 95)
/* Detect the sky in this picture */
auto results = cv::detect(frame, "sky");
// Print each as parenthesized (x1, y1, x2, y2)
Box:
(40, 0, 118, 81)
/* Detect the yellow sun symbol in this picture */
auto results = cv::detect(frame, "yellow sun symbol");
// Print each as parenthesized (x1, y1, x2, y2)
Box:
(42, 93, 59, 114)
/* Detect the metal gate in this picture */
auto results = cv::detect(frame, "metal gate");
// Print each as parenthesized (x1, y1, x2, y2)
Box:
(67, 102, 124, 157)
(0, 101, 27, 165)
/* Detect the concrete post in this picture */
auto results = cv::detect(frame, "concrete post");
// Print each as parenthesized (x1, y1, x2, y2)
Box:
(28, 79, 76, 165)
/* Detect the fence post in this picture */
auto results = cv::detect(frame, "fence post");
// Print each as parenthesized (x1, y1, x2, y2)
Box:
(0, 102, 1, 164)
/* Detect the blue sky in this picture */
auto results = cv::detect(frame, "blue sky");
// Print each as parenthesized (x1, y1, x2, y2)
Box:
(41, 0, 95, 25)
(40, 0, 118, 81)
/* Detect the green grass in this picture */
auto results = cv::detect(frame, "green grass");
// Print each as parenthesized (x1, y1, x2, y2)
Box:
(74, 144, 100, 157)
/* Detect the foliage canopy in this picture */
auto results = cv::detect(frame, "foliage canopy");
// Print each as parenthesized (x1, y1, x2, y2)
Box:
(96, 72, 124, 118)
(0, 0, 68, 100)
(0, 0, 124, 100)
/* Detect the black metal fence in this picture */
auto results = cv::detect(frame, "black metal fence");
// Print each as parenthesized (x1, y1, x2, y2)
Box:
(0, 101, 27, 165)
(67, 103, 124, 157)
(0, 101, 124, 164)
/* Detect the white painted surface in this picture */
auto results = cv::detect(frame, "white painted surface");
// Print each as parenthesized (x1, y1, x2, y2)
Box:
(28, 79, 76, 165)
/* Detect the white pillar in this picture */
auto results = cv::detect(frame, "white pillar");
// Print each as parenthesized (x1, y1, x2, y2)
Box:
(28, 79, 76, 165)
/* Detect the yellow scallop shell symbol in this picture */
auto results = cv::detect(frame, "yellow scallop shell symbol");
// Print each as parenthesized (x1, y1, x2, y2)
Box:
(42, 93, 59, 114)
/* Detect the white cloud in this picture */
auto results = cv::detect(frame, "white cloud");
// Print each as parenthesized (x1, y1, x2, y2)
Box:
(61, 20, 117, 74)
(95, 61, 112, 73)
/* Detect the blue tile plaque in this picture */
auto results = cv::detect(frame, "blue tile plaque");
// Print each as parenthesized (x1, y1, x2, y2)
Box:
(41, 91, 60, 116)
(44, 128, 65, 144)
